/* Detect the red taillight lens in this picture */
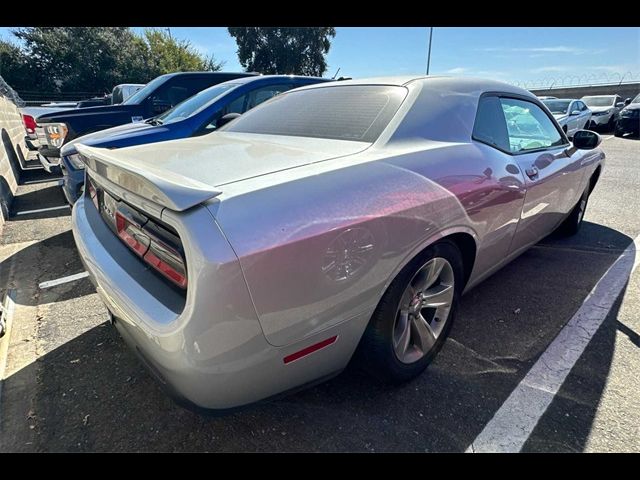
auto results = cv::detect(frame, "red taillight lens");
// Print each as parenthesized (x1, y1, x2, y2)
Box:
(87, 179, 99, 210)
(22, 114, 36, 134)
(143, 243, 188, 289)
(115, 207, 187, 289)
(115, 211, 150, 257)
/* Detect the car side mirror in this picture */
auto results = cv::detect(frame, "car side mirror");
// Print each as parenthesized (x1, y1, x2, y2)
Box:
(615, 102, 625, 108)
(572, 130, 601, 150)
(624, 98, 631, 105)
(570, 110, 580, 116)
(216, 112, 241, 129)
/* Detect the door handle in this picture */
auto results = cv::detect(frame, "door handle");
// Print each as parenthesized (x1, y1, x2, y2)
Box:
(525, 166, 539, 179)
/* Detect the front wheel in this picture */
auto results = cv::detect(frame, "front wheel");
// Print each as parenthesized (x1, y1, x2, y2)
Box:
(557, 187, 589, 236)
(354, 241, 464, 384)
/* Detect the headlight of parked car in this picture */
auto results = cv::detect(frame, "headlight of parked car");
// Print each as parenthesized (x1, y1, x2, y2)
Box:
(66, 153, 86, 170)
(44, 123, 68, 148)
(44, 123, 69, 148)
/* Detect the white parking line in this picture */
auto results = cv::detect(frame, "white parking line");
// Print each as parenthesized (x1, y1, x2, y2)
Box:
(466, 233, 640, 453)
(14, 205, 69, 216)
(39, 271, 89, 289)
(603, 135, 615, 141)
(22, 178, 64, 186)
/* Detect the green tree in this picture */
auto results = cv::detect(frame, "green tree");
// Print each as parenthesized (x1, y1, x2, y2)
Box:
(0, 40, 31, 90)
(4, 27, 223, 95)
(228, 27, 336, 76)
(142, 29, 223, 78)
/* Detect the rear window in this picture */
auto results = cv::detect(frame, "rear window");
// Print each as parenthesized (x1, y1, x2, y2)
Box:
(221, 85, 407, 142)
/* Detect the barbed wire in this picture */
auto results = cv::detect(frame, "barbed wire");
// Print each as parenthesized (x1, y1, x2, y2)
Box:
(0, 74, 25, 107)
(511, 71, 640, 90)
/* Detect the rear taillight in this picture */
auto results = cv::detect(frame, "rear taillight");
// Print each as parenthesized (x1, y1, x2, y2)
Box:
(115, 205, 187, 289)
(115, 211, 150, 257)
(87, 179, 99, 210)
(22, 114, 37, 134)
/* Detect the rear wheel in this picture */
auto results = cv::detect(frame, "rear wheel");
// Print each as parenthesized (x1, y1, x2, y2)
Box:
(355, 241, 463, 383)
(557, 186, 589, 236)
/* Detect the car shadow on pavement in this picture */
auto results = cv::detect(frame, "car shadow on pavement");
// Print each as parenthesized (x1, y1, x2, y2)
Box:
(0, 230, 90, 306)
(0, 222, 634, 452)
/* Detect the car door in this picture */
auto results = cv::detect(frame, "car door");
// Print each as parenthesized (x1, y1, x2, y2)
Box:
(566, 101, 580, 134)
(499, 96, 589, 254)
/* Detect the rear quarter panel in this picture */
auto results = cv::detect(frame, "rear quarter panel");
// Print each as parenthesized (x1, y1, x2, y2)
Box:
(211, 141, 526, 347)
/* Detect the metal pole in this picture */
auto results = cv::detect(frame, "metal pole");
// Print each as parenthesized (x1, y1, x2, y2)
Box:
(426, 27, 434, 76)
(166, 27, 172, 40)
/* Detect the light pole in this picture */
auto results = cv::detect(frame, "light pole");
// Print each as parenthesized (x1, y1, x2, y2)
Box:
(426, 27, 434, 76)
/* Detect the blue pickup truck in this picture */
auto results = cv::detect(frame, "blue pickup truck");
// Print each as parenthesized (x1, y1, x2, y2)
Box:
(34, 71, 257, 173)
(60, 74, 332, 204)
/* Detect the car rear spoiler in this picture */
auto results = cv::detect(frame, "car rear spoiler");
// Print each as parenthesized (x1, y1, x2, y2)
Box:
(75, 144, 222, 212)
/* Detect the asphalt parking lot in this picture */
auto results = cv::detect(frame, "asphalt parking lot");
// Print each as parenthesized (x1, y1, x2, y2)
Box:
(0, 134, 638, 452)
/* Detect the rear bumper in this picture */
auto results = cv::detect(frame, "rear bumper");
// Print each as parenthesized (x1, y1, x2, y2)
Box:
(71, 195, 359, 410)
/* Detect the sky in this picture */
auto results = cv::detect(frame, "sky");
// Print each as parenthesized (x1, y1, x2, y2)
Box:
(1, 27, 638, 87)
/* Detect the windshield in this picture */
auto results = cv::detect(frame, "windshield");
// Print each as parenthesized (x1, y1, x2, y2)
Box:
(221, 85, 407, 142)
(583, 96, 615, 107)
(157, 83, 240, 124)
(631, 93, 640, 105)
(543, 100, 571, 114)
(123, 75, 168, 105)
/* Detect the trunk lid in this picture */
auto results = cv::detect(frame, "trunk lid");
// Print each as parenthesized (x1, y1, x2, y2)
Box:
(76, 132, 369, 211)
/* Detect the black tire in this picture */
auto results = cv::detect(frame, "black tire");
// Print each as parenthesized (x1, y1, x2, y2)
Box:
(354, 240, 464, 384)
(614, 127, 624, 137)
(607, 116, 617, 132)
(557, 186, 589, 236)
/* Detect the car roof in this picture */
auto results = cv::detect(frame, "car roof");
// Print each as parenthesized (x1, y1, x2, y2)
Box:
(228, 74, 331, 86)
(543, 98, 578, 102)
(289, 75, 534, 99)
(161, 71, 258, 79)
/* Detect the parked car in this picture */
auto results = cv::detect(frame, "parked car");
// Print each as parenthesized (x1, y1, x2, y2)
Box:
(72, 76, 604, 412)
(60, 75, 331, 204)
(537, 95, 557, 100)
(541, 98, 591, 137)
(614, 93, 640, 137)
(34, 71, 258, 173)
(581, 94, 625, 130)
(20, 106, 77, 152)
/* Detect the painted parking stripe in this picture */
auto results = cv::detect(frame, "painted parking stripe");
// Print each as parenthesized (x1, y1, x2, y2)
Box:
(14, 205, 69, 216)
(22, 178, 64, 186)
(602, 135, 615, 141)
(466, 233, 640, 453)
(39, 271, 89, 289)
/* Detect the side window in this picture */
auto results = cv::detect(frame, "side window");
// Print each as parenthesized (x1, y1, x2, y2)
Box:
(499, 97, 565, 153)
(246, 84, 292, 110)
(202, 85, 292, 131)
(472, 95, 510, 152)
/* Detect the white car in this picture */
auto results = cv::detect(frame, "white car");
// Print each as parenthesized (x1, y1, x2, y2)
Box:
(537, 96, 557, 100)
(542, 98, 592, 138)
(582, 95, 625, 130)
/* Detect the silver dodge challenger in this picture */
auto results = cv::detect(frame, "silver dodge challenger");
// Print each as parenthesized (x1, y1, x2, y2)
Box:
(72, 76, 605, 412)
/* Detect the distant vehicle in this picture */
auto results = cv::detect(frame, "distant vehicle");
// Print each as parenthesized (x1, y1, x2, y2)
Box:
(615, 93, 640, 137)
(542, 98, 592, 138)
(34, 71, 258, 173)
(60, 75, 331, 204)
(537, 96, 557, 100)
(111, 84, 145, 104)
(581, 95, 625, 130)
